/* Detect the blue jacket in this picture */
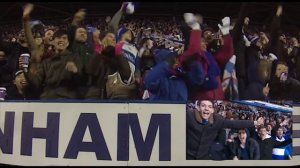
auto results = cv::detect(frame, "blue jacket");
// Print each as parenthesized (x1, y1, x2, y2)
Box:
(144, 49, 204, 101)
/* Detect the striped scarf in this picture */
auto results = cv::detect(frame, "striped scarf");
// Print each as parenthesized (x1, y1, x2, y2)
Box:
(221, 55, 239, 100)
(272, 136, 287, 160)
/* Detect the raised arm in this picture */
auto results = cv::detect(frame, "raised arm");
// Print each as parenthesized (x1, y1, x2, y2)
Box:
(215, 17, 234, 70)
(231, 3, 248, 42)
(22, 3, 38, 52)
(71, 8, 86, 27)
(269, 5, 282, 47)
(108, 3, 126, 34)
(222, 116, 264, 129)
(23, 60, 45, 90)
(273, 137, 292, 148)
(179, 13, 206, 66)
(68, 9, 86, 46)
(267, 5, 284, 61)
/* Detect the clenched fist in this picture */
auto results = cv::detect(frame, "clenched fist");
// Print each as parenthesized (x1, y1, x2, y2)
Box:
(65, 61, 78, 73)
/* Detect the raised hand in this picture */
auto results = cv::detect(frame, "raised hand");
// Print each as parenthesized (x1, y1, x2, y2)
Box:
(244, 17, 250, 25)
(218, 17, 231, 35)
(280, 118, 289, 126)
(23, 3, 34, 19)
(183, 13, 200, 30)
(276, 5, 283, 16)
(254, 116, 264, 126)
(121, 2, 135, 14)
(74, 9, 86, 22)
(262, 83, 270, 97)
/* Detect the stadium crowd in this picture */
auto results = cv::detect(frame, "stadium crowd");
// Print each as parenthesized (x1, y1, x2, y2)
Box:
(1, 2, 300, 101)
(0, 3, 295, 161)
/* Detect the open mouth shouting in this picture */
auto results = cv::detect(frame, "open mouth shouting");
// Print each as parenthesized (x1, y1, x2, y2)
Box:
(201, 110, 211, 120)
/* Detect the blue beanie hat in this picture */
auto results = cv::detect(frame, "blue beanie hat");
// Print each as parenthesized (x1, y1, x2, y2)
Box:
(87, 26, 97, 33)
(117, 27, 129, 42)
(153, 48, 178, 64)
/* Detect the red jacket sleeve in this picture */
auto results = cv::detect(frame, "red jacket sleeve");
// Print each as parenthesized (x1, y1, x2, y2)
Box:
(179, 30, 205, 63)
(179, 30, 208, 71)
(214, 35, 234, 71)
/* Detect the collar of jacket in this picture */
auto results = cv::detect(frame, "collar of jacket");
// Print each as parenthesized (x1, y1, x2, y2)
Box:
(51, 49, 72, 60)
(194, 109, 214, 125)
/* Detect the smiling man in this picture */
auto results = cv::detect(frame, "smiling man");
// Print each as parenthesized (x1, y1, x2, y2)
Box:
(24, 29, 83, 99)
(5, 70, 39, 100)
(186, 100, 264, 160)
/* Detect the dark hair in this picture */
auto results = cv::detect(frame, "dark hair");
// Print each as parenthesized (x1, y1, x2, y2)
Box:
(244, 25, 259, 35)
(258, 125, 267, 131)
(198, 100, 215, 107)
(276, 126, 285, 131)
(53, 29, 68, 39)
(139, 37, 150, 49)
(276, 61, 288, 67)
(238, 128, 249, 134)
(202, 26, 214, 35)
(32, 24, 45, 37)
(128, 29, 135, 44)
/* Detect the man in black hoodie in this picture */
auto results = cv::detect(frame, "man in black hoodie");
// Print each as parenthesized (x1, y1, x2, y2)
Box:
(228, 128, 260, 160)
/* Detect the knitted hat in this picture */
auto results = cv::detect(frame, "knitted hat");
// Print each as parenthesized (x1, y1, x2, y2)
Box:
(247, 35, 260, 45)
(30, 20, 45, 36)
(117, 27, 134, 42)
(14, 70, 23, 77)
(153, 48, 177, 63)
(29, 20, 45, 29)
(117, 27, 129, 42)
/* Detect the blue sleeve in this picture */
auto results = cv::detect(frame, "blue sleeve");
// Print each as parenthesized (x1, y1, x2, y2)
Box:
(285, 144, 293, 157)
(200, 75, 219, 90)
(144, 61, 170, 93)
(135, 56, 141, 72)
(200, 52, 220, 90)
(185, 61, 205, 86)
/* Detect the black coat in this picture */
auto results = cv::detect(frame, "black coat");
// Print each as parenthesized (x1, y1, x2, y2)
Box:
(256, 137, 292, 160)
(186, 111, 254, 160)
(0, 40, 30, 87)
(269, 76, 300, 101)
(5, 84, 40, 100)
(228, 137, 260, 160)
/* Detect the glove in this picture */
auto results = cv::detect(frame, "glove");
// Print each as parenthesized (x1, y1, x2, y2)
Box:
(184, 13, 200, 30)
(218, 17, 230, 35)
(122, 2, 135, 14)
